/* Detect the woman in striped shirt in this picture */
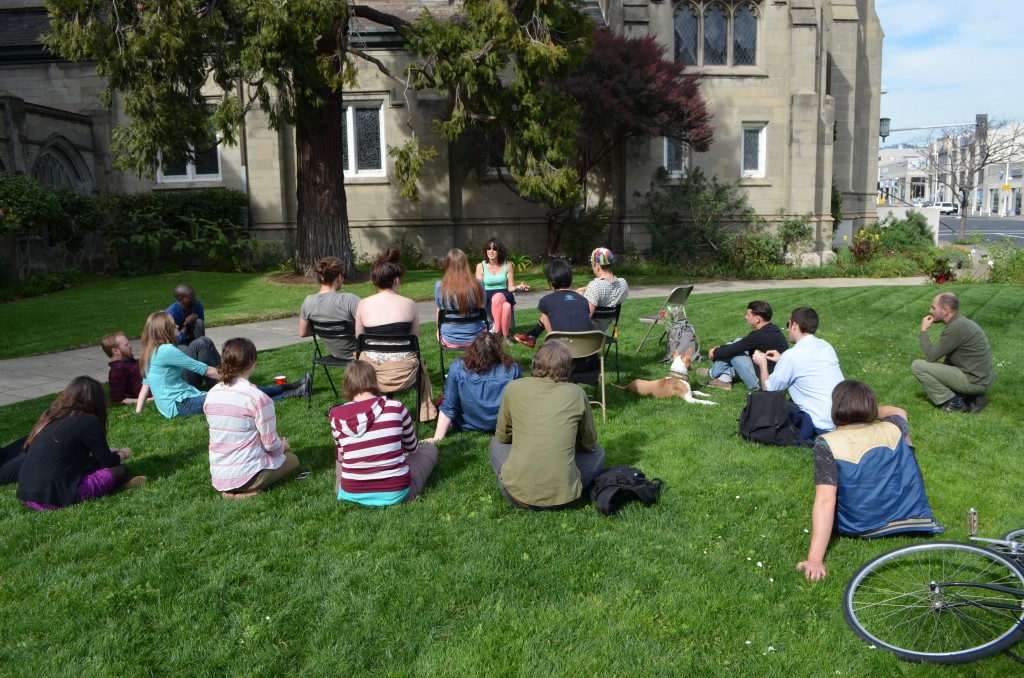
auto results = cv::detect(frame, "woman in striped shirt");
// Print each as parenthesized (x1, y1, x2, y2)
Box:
(203, 338, 300, 499)
(330, 361, 438, 506)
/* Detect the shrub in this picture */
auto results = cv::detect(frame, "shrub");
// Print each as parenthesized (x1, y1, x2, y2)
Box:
(642, 167, 756, 265)
(876, 211, 933, 254)
(721, 226, 784, 270)
(778, 210, 814, 257)
(986, 237, 1024, 283)
(850, 226, 882, 264)
(561, 208, 610, 264)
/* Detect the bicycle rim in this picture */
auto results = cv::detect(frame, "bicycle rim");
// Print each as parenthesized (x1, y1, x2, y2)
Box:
(843, 542, 1024, 664)
(1003, 529, 1024, 543)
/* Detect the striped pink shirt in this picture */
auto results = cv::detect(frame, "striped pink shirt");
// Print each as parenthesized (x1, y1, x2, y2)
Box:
(204, 378, 285, 491)
(330, 397, 416, 494)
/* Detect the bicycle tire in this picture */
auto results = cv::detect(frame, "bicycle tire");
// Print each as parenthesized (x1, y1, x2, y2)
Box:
(1003, 529, 1024, 543)
(843, 541, 1024, 664)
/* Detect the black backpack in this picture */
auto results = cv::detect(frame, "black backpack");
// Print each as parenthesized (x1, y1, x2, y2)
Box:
(737, 390, 807, 447)
(590, 465, 663, 516)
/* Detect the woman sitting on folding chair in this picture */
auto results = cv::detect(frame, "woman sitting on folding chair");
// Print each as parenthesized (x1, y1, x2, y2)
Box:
(298, 255, 361, 360)
(424, 332, 522, 443)
(435, 248, 487, 348)
(354, 247, 437, 422)
(475, 237, 528, 343)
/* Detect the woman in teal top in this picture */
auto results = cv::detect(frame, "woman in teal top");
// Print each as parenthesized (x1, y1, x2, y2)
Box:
(135, 311, 306, 418)
(474, 237, 528, 340)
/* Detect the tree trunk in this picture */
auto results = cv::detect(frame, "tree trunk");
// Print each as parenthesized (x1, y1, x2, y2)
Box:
(957, 187, 969, 241)
(295, 89, 355, 278)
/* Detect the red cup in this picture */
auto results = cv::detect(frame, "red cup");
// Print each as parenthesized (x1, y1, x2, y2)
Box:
(275, 375, 287, 385)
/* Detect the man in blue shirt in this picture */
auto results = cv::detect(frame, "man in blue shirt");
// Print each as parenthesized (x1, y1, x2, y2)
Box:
(167, 283, 205, 346)
(752, 306, 844, 443)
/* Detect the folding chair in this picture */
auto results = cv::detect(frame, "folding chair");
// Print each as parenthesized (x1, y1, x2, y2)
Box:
(636, 285, 694, 353)
(356, 333, 423, 436)
(309, 319, 355, 405)
(546, 330, 607, 422)
(437, 308, 488, 379)
(591, 304, 621, 383)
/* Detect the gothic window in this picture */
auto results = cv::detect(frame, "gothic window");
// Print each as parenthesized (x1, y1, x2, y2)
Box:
(741, 122, 767, 178)
(664, 137, 691, 178)
(342, 102, 385, 177)
(674, 1, 760, 68)
(31, 140, 90, 191)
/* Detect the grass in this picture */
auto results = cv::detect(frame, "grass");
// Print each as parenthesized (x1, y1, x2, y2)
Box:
(1, 285, 1022, 674)
(0, 269, 549, 360)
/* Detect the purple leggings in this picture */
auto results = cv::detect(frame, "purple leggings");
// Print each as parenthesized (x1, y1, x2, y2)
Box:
(23, 468, 118, 511)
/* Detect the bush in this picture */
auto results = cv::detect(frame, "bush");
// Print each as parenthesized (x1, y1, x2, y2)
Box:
(850, 226, 882, 264)
(986, 237, 1024, 283)
(642, 168, 756, 266)
(721, 226, 784, 270)
(876, 211, 933, 254)
(561, 208, 610, 264)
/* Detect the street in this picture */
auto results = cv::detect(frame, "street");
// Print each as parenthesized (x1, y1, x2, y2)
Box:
(938, 215, 1024, 246)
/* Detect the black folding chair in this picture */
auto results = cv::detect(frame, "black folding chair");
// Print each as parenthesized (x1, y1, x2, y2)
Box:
(636, 285, 694, 353)
(592, 304, 621, 382)
(437, 308, 488, 378)
(356, 334, 423, 436)
(309, 319, 355, 406)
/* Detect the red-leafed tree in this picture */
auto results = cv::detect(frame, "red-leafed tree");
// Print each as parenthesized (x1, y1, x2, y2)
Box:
(557, 29, 714, 254)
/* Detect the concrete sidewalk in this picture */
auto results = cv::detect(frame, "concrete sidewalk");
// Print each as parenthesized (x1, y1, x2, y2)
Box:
(0, 276, 927, 406)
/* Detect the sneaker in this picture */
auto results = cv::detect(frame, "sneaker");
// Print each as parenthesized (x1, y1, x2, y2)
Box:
(514, 334, 536, 349)
(707, 378, 732, 390)
(939, 395, 966, 413)
(281, 372, 312, 400)
(965, 393, 987, 413)
(696, 367, 711, 378)
(122, 475, 148, 491)
(504, 337, 516, 348)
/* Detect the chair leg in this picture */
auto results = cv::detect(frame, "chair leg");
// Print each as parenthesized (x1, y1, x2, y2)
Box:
(599, 361, 606, 423)
(636, 319, 660, 353)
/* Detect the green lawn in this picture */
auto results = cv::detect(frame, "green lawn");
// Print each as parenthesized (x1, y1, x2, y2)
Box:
(0, 269, 550, 360)
(1, 285, 1021, 674)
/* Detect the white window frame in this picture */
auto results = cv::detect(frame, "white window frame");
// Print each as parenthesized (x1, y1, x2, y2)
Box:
(663, 137, 691, 178)
(343, 101, 386, 178)
(157, 143, 221, 183)
(741, 122, 767, 178)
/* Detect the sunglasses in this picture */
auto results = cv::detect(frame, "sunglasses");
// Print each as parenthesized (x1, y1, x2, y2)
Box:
(485, 246, 498, 251)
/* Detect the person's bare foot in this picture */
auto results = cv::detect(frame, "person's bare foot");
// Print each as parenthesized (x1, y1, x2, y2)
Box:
(121, 475, 148, 491)
(221, 490, 260, 500)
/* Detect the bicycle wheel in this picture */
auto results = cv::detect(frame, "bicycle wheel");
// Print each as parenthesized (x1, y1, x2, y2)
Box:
(1003, 529, 1024, 542)
(844, 542, 1024, 664)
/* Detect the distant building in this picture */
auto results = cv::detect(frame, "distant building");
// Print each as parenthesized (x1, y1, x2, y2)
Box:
(1, 0, 883, 262)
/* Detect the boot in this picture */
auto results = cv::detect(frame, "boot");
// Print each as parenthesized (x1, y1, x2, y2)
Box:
(280, 373, 312, 400)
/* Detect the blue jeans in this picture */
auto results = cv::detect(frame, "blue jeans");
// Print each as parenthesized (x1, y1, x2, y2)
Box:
(709, 339, 760, 390)
(175, 385, 286, 417)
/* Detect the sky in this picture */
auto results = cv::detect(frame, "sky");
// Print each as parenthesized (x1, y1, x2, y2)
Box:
(875, 0, 1024, 147)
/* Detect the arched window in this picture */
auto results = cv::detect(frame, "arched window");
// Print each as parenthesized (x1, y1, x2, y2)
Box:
(673, 5, 699, 67)
(674, 1, 761, 68)
(30, 139, 91, 191)
(733, 4, 758, 66)
(703, 5, 728, 66)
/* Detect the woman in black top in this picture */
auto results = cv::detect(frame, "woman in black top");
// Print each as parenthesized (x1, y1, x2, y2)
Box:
(17, 376, 146, 510)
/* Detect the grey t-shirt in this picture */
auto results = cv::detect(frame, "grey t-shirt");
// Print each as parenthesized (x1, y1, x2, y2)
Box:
(300, 291, 361, 359)
(583, 277, 629, 332)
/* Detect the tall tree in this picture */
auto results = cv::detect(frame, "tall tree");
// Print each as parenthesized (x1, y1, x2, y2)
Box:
(917, 116, 1024, 240)
(45, 0, 358, 276)
(399, 26, 714, 256)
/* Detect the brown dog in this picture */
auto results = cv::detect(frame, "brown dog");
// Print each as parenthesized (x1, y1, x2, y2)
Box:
(613, 347, 716, 405)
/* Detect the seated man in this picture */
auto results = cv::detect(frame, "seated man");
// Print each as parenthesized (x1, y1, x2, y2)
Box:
(698, 300, 788, 390)
(577, 247, 629, 334)
(101, 331, 145, 404)
(752, 307, 844, 443)
(489, 341, 606, 510)
(514, 259, 593, 348)
(167, 283, 205, 346)
(798, 380, 943, 581)
(911, 292, 993, 413)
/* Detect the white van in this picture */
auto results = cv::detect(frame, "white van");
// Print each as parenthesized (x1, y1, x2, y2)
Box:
(934, 202, 959, 215)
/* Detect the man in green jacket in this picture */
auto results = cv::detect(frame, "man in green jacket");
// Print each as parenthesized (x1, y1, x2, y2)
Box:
(911, 292, 993, 413)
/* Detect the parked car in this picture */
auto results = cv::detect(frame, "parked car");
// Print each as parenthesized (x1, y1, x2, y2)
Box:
(935, 202, 959, 215)
(912, 199, 932, 208)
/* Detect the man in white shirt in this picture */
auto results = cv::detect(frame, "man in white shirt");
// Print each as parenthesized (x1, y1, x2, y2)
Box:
(752, 306, 844, 443)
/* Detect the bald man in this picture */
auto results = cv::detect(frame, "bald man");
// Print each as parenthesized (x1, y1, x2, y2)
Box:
(911, 292, 993, 413)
